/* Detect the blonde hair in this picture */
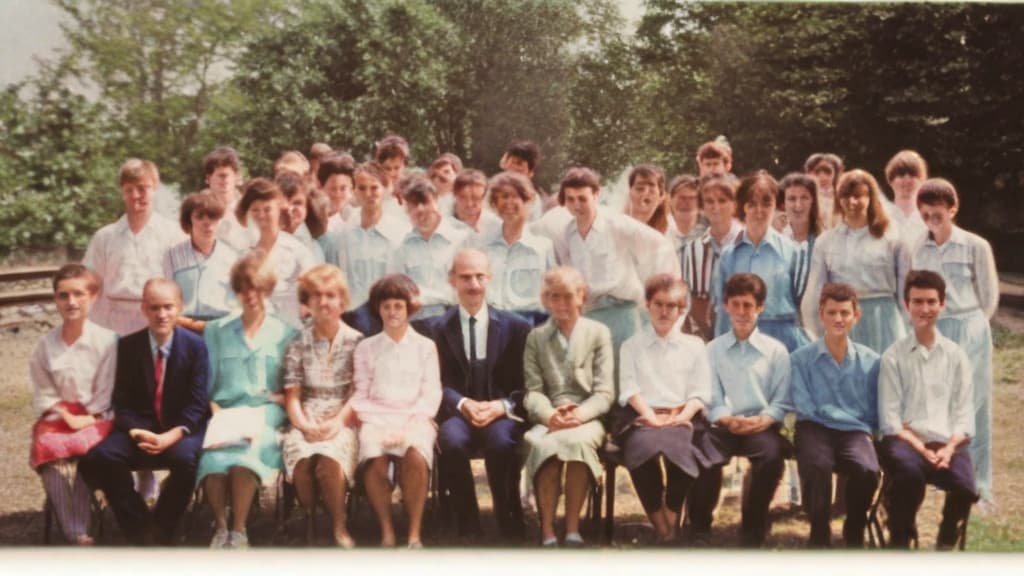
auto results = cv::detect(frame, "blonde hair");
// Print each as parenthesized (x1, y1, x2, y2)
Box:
(230, 250, 277, 294)
(540, 267, 587, 310)
(119, 158, 159, 187)
(297, 264, 350, 308)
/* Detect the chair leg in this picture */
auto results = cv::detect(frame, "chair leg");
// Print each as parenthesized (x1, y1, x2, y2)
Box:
(604, 463, 616, 544)
(958, 505, 971, 551)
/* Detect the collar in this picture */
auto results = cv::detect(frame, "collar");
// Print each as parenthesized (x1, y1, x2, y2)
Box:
(738, 227, 785, 254)
(925, 225, 969, 247)
(722, 327, 770, 356)
(459, 304, 489, 325)
(641, 322, 683, 348)
(572, 208, 609, 238)
(813, 337, 858, 365)
(148, 329, 174, 358)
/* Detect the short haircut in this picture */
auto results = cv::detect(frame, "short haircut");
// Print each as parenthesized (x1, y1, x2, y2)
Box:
(297, 264, 350, 308)
(644, 273, 689, 307)
(904, 269, 946, 305)
(203, 147, 241, 176)
(819, 282, 859, 310)
(916, 178, 959, 209)
(375, 134, 410, 163)
(399, 172, 438, 205)
(696, 140, 732, 162)
(628, 164, 669, 233)
(723, 272, 766, 307)
(803, 152, 844, 189)
(453, 169, 488, 194)
(504, 140, 541, 172)
(316, 152, 356, 187)
(735, 171, 779, 222)
(119, 158, 159, 187)
(236, 177, 283, 225)
(353, 160, 386, 185)
(835, 169, 889, 238)
(668, 174, 699, 198)
(448, 248, 490, 277)
(885, 149, 928, 184)
(699, 174, 737, 203)
(52, 263, 100, 294)
(540, 266, 587, 306)
(368, 273, 422, 319)
(142, 277, 183, 304)
(487, 171, 536, 208)
(558, 166, 601, 204)
(277, 171, 328, 237)
(429, 153, 463, 176)
(230, 250, 277, 295)
(273, 150, 309, 177)
(179, 191, 227, 233)
(778, 172, 822, 236)
(309, 142, 333, 162)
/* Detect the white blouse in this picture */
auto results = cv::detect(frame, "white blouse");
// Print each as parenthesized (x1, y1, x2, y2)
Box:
(29, 321, 118, 419)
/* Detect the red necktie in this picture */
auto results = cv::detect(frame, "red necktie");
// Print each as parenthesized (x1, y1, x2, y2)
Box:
(154, 349, 165, 425)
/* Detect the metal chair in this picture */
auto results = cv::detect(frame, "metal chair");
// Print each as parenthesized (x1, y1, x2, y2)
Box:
(866, 472, 972, 550)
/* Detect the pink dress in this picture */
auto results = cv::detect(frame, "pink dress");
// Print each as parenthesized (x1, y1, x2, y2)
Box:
(350, 329, 442, 467)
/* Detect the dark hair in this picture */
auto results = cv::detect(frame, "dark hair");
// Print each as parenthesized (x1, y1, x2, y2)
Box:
(504, 139, 541, 172)
(778, 172, 822, 236)
(916, 178, 959, 209)
(819, 282, 859, 310)
(735, 171, 779, 222)
(52, 263, 100, 294)
(236, 178, 282, 225)
(399, 173, 438, 205)
(724, 272, 767, 306)
(179, 191, 226, 234)
(316, 152, 356, 187)
(835, 169, 889, 238)
(558, 166, 601, 205)
(488, 171, 536, 208)
(375, 134, 410, 163)
(668, 174, 701, 209)
(884, 150, 928, 184)
(904, 269, 946, 305)
(429, 153, 463, 176)
(368, 273, 422, 320)
(644, 273, 689, 306)
(628, 164, 669, 233)
(696, 140, 731, 162)
(698, 174, 737, 203)
(277, 171, 328, 238)
(203, 147, 241, 177)
(453, 169, 488, 194)
(803, 153, 844, 190)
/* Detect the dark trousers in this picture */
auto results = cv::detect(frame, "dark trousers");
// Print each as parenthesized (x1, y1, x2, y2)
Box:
(628, 456, 695, 516)
(80, 429, 203, 545)
(879, 436, 978, 548)
(437, 416, 524, 539)
(794, 421, 879, 548)
(687, 426, 790, 547)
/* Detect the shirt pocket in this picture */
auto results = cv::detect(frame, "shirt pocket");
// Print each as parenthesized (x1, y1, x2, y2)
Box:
(508, 260, 542, 301)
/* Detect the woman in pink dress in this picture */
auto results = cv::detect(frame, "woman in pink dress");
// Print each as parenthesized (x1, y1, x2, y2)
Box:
(350, 274, 442, 548)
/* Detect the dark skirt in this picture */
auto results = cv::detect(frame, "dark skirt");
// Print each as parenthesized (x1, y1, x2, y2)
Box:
(611, 405, 726, 477)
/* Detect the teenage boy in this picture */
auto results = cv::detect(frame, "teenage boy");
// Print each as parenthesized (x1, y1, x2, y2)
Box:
(316, 152, 358, 264)
(449, 169, 502, 236)
(790, 283, 880, 548)
(429, 152, 463, 211)
(552, 167, 680, 376)
(687, 272, 792, 547)
(500, 140, 548, 218)
(878, 270, 978, 549)
(201, 147, 253, 252)
(388, 174, 469, 319)
(695, 139, 733, 178)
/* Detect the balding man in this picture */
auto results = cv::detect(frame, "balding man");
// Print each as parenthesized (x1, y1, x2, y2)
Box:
(428, 250, 532, 540)
(81, 279, 210, 545)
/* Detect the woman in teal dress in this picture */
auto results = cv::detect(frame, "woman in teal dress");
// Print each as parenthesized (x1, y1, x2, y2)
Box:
(197, 251, 297, 549)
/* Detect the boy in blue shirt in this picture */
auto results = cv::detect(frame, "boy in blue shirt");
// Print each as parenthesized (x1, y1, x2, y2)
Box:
(790, 283, 880, 547)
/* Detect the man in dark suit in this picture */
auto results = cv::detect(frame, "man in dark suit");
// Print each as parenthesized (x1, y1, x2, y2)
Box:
(80, 278, 210, 545)
(430, 249, 532, 540)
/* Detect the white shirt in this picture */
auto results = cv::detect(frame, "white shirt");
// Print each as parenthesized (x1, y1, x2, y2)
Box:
(459, 305, 489, 360)
(252, 232, 317, 328)
(801, 222, 911, 338)
(217, 209, 257, 253)
(911, 226, 999, 318)
(334, 212, 410, 308)
(473, 225, 555, 312)
(878, 332, 974, 443)
(83, 213, 185, 303)
(388, 218, 470, 312)
(706, 328, 792, 424)
(553, 207, 680, 308)
(618, 325, 711, 409)
(29, 321, 118, 418)
(530, 205, 573, 242)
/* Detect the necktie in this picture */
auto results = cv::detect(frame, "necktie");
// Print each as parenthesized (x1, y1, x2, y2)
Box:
(468, 316, 478, 362)
(154, 348, 165, 424)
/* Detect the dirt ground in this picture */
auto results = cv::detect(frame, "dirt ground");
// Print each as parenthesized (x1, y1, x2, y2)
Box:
(1, 308, 1021, 551)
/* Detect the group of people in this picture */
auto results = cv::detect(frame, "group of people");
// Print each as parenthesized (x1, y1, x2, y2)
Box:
(27, 135, 998, 551)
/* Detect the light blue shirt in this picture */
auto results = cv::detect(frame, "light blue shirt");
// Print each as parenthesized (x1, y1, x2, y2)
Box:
(163, 239, 238, 319)
(706, 328, 792, 423)
(388, 217, 469, 315)
(911, 226, 999, 318)
(473, 225, 555, 312)
(292, 223, 325, 265)
(790, 338, 880, 433)
(713, 227, 800, 336)
(332, 213, 409, 307)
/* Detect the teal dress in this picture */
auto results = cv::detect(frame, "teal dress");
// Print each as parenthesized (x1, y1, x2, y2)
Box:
(197, 314, 297, 485)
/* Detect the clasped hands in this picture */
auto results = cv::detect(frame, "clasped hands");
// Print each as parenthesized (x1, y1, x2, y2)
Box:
(54, 405, 97, 431)
(129, 427, 183, 455)
(460, 399, 506, 428)
(637, 407, 693, 429)
(716, 414, 774, 435)
(917, 442, 956, 470)
(301, 404, 355, 443)
(547, 403, 583, 431)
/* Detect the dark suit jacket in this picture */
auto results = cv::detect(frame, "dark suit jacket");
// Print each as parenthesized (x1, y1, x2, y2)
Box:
(111, 326, 210, 435)
(428, 306, 532, 422)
